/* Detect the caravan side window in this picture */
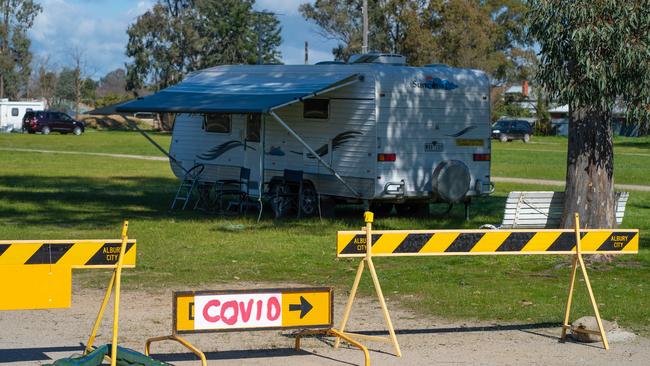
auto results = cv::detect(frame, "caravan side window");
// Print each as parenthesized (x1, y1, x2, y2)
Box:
(11, 108, 19, 117)
(303, 99, 329, 119)
(203, 113, 231, 133)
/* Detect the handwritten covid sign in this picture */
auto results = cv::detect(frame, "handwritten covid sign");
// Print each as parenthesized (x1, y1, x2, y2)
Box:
(174, 288, 332, 333)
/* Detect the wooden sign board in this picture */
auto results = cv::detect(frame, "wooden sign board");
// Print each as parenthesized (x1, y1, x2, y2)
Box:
(174, 287, 333, 333)
(336, 229, 639, 257)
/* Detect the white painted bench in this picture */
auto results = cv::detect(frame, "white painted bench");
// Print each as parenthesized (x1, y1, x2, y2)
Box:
(486, 191, 629, 229)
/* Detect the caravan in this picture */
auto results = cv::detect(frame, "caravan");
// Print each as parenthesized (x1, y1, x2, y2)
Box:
(119, 54, 493, 217)
(0, 99, 46, 132)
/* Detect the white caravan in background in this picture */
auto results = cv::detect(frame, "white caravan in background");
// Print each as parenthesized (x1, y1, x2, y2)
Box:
(0, 99, 46, 131)
(119, 54, 493, 217)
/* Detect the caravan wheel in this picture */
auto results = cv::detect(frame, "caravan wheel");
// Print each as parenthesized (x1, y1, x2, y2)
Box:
(269, 183, 292, 218)
(300, 183, 319, 216)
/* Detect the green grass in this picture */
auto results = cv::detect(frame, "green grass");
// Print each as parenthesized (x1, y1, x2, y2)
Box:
(0, 130, 172, 156)
(492, 135, 650, 185)
(0, 132, 648, 335)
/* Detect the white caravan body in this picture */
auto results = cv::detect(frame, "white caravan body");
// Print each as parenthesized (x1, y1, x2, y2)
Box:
(0, 99, 45, 131)
(121, 60, 492, 205)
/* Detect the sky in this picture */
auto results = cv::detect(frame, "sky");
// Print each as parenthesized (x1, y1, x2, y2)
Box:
(28, 0, 340, 80)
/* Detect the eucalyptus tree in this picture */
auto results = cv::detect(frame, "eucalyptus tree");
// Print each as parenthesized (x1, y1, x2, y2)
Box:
(125, 0, 282, 93)
(529, 0, 650, 228)
(0, 0, 42, 98)
(300, 0, 533, 81)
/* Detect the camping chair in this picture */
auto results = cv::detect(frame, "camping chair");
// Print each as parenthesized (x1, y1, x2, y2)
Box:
(272, 169, 305, 218)
(215, 167, 253, 213)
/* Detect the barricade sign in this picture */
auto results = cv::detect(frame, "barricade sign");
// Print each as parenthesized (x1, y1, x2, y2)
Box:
(146, 287, 370, 366)
(334, 212, 639, 356)
(0, 221, 136, 366)
(174, 288, 333, 332)
(0, 239, 136, 310)
(337, 229, 638, 257)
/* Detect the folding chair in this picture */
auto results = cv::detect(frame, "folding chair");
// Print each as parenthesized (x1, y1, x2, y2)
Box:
(216, 167, 252, 213)
(272, 169, 304, 218)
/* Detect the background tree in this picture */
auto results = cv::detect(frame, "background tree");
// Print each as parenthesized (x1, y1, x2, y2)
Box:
(30, 56, 57, 106)
(529, 0, 650, 228)
(71, 49, 94, 115)
(125, 0, 282, 93)
(0, 0, 42, 98)
(52, 67, 76, 111)
(300, 0, 533, 81)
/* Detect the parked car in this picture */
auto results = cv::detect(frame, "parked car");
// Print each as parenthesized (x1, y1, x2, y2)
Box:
(22, 111, 85, 135)
(491, 119, 532, 143)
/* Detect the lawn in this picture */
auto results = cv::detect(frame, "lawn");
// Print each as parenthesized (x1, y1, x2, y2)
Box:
(0, 131, 648, 335)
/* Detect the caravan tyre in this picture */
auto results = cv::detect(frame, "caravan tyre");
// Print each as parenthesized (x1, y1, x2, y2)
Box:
(499, 134, 508, 142)
(523, 133, 530, 143)
(41, 126, 51, 135)
(300, 183, 319, 216)
(269, 183, 292, 218)
(432, 160, 471, 203)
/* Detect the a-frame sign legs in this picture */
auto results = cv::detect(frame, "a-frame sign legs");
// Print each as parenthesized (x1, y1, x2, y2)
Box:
(85, 221, 131, 366)
(334, 212, 402, 357)
(560, 213, 610, 350)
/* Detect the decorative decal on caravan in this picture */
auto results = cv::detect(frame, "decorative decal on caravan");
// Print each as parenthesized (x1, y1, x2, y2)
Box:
(412, 76, 458, 90)
(445, 126, 477, 137)
(196, 140, 256, 161)
(267, 146, 285, 156)
(291, 131, 362, 159)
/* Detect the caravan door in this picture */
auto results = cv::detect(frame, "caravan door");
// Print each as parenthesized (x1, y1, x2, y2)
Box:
(244, 113, 263, 197)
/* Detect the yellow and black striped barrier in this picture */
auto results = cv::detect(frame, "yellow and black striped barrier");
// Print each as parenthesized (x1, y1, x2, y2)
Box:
(337, 229, 638, 257)
(334, 212, 639, 356)
(0, 222, 136, 366)
(0, 240, 136, 268)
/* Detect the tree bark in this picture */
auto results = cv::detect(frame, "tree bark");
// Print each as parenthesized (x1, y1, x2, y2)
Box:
(562, 105, 616, 230)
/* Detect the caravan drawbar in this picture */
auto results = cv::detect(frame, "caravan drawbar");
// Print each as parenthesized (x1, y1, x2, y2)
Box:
(118, 54, 493, 216)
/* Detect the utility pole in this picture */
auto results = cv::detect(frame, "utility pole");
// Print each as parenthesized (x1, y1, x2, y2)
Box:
(304, 41, 309, 64)
(362, 0, 368, 53)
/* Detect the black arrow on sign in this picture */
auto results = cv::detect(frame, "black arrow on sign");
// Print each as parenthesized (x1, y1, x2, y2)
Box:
(289, 296, 313, 319)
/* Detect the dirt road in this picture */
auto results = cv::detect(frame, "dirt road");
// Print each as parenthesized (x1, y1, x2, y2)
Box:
(1, 284, 648, 366)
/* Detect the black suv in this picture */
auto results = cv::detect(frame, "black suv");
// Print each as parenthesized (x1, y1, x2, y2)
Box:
(22, 111, 85, 135)
(491, 119, 532, 143)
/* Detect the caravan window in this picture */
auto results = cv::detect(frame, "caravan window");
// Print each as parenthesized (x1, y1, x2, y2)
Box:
(246, 114, 261, 142)
(11, 108, 19, 117)
(203, 113, 231, 133)
(303, 99, 329, 119)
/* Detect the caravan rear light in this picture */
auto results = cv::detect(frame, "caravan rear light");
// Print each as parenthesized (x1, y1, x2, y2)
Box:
(377, 153, 396, 162)
(473, 153, 491, 161)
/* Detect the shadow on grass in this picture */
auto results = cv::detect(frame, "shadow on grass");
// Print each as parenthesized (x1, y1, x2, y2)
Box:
(0, 174, 508, 230)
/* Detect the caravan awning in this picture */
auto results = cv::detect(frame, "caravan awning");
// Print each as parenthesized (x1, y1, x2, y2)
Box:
(117, 68, 362, 114)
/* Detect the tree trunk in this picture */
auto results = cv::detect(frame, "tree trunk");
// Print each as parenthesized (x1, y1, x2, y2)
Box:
(562, 105, 616, 230)
(160, 113, 176, 131)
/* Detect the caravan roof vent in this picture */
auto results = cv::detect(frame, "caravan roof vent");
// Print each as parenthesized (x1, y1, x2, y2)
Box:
(349, 53, 406, 65)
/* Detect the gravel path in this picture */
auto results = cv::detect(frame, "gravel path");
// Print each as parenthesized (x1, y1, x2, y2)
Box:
(1, 285, 648, 366)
